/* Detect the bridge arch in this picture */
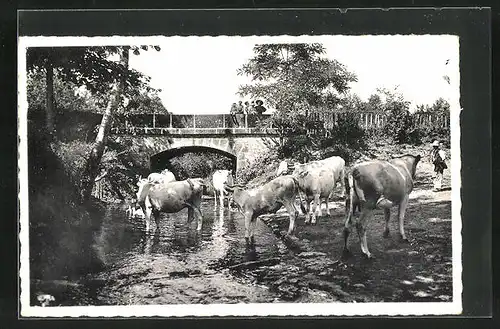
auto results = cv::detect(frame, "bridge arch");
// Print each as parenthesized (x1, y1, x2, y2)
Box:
(150, 145, 237, 174)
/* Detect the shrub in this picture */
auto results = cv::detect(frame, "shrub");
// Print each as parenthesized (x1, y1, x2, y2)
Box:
(384, 108, 422, 145)
(237, 148, 280, 184)
(417, 125, 450, 147)
(317, 112, 368, 164)
(169, 152, 233, 180)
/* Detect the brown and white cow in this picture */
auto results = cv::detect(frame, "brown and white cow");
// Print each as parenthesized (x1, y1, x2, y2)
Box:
(343, 154, 421, 259)
(292, 156, 346, 224)
(136, 177, 206, 232)
(224, 175, 300, 246)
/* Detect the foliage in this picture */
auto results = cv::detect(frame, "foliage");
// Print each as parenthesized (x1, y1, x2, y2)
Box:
(28, 124, 103, 281)
(237, 43, 357, 113)
(123, 88, 168, 115)
(414, 97, 450, 114)
(416, 126, 450, 146)
(169, 153, 233, 181)
(383, 108, 421, 145)
(26, 46, 156, 96)
(318, 112, 368, 164)
(238, 43, 361, 165)
(237, 148, 280, 184)
(27, 70, 101, 114)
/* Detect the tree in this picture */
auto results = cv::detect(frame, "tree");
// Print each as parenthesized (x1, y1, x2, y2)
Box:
(365, 94, 384, 112)
(429, 97, 450, 114)
(237, 44, 357, 114)
(237, 43, 357, 161)
(26, 46, 157, 136)
(78, 45, 161, 203)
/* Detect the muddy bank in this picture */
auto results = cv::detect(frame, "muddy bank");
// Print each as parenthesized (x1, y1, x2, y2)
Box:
(251, 162, 453, 303)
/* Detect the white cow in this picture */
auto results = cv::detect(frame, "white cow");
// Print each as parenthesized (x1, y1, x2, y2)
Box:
(147, 168, 176, 185)
(292, 156, 346, 224)
(276, 160, 289, 177)
(126, 203, 145, 218)
(212, 169, 234, 209)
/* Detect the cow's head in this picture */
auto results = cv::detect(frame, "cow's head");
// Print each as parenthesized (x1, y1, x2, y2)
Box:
(397, 154, 421, 179)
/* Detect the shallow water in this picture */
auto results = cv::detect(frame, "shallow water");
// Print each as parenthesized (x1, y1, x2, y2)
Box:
(32, 185, 453, 306)
(47, 199, 285, 306)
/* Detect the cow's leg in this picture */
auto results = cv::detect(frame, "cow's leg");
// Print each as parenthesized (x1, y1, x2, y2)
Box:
(316, 194, 323, 217)
(311, 194, 321, 224)
(249, 217, 258, 245)
(342, 199, 354, 258)
(244, 212, 253, 245)
(213, 191, 218, 211)
(304, 197, 312, 224)
(194, 206, 203, 231)
(152, 209, 161, 232)
(283, 200, 298, 235)
(383, 209, 391, 238)
(220, 188, 225, 208)
(187, 207, 194, 223)
(143, 199, 153, 232)
(398, 195, 410, 242)
(356, 208, 374, 259)
(339, 169, 346, 199)
(144, 207, 151, 232)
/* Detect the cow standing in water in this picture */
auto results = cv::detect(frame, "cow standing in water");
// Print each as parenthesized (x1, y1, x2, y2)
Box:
(212, 169, 234, 209)
(224, 175, 300, 246)
(136, 177, 206, 232)
(343, 154, 421, 259)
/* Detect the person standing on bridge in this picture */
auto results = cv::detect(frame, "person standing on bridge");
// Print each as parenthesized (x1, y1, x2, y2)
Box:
(430, 140, 447, 192)
(255, 99, 267, 115)
(230, 102, 240, 127)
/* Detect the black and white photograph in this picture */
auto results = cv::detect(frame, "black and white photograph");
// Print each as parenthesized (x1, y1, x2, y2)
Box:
(18, 32, 462, 317)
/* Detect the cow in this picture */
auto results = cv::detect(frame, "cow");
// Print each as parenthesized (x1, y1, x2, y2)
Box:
(126, 203, 145, 218)
(224, 175, 300, 246)
(343, 154, 421, 259)
(147, 168, 176, 185)
(292, 156, 346, 224)
(212, 169, 234, 209)
(276, 160, 288, 177)
(136, 177, 206, 232)
(276, 160, 295, 177)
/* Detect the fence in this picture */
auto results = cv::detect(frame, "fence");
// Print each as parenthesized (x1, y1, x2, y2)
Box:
(310, 112, 449, 130)
(112, 112, 449, 131)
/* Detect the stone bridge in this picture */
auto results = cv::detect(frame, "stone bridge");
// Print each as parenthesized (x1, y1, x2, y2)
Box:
(111, 114, 278, 172)
(110, 112, 449, 173)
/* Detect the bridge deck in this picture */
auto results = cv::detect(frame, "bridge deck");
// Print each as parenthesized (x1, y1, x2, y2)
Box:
(110, 112, 449, 136)
(110, 126, 279, 136)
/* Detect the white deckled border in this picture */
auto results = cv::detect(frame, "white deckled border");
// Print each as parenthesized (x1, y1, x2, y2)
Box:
(18, 35, 462, 317)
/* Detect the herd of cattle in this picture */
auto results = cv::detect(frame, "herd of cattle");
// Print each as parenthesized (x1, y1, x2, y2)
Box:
(127, 153, 421, 259)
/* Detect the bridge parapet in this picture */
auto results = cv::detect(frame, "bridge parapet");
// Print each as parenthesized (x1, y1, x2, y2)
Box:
(113, 113, 272, 130)
(110, 126, 279, 136)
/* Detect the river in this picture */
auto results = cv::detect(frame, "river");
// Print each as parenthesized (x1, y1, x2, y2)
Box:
(32, 184, 453, 307)
(49, 199, 302, 306)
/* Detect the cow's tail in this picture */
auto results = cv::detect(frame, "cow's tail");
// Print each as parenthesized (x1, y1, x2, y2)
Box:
(346, 169, 366, 215)
(344, 173, 352, 216)
(291, 176, 307, 215)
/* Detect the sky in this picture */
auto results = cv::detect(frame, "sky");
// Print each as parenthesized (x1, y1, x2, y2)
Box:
(127, 35, 460, 114)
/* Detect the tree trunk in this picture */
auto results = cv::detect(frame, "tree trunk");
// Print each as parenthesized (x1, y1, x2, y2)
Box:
(45, 58, 55, 136)
(79, 47, 129, 203)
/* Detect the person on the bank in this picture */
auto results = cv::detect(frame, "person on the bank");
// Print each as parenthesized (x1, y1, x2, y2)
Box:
(430, 140, 447, 192)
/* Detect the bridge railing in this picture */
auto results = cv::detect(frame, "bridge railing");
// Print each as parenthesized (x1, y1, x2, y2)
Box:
(111, 112, 449, 133)
(113, 113, 274, 130)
